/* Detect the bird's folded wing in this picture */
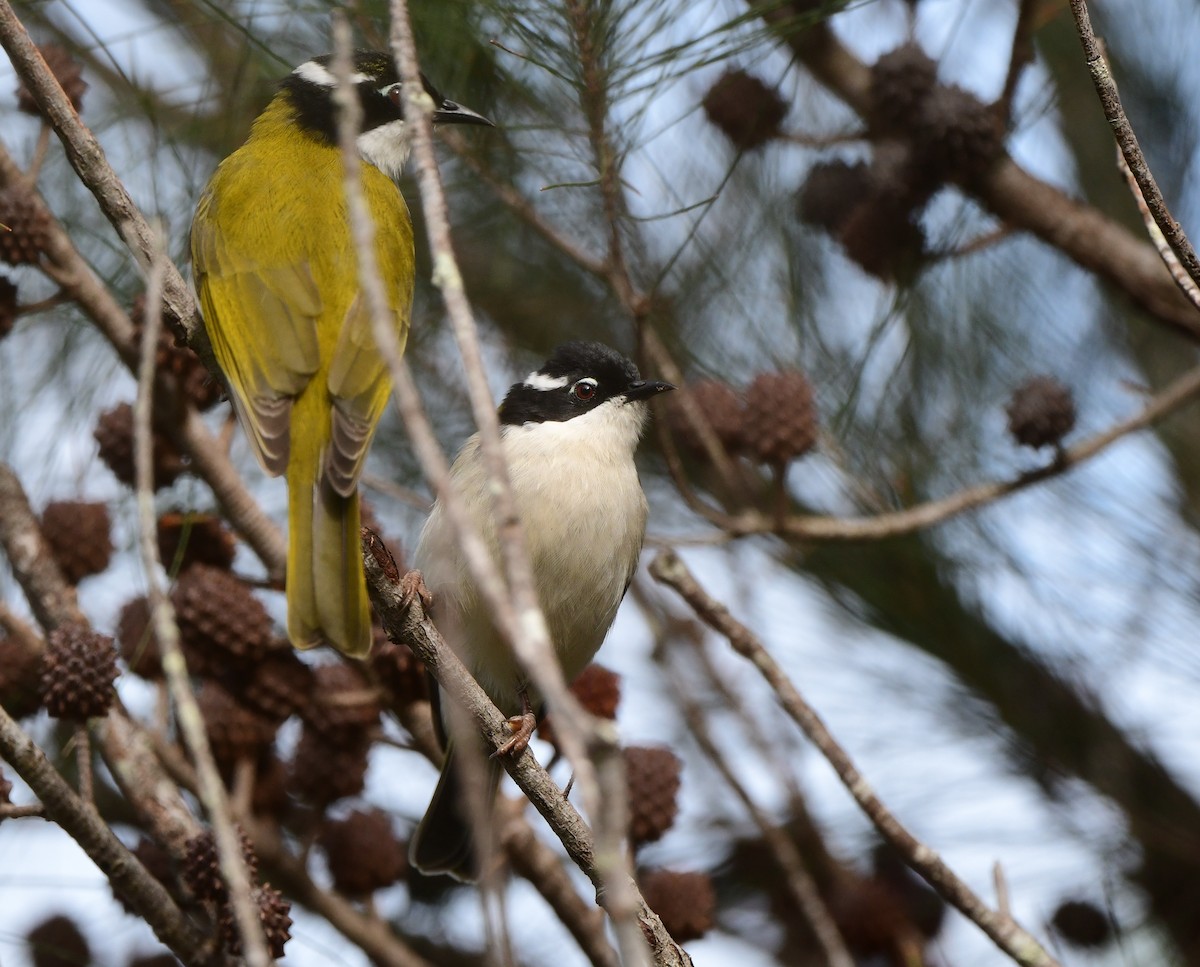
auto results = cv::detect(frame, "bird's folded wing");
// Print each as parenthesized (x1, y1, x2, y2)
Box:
(325, 293, 408, 496)
(192, 226, 323, 476)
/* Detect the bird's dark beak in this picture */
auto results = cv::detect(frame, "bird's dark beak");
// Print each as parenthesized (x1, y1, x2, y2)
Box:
(625, 380, 675, 402)
(433, 99, 494, 127)
(420, 73, 494, 127)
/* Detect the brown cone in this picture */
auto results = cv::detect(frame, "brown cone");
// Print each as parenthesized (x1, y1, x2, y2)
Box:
(540, 663, 622, 748)
(181, 827, 259, 903)
(0, 629, 44, 718)
(0, 185, 52, 266)
(250, 754, 290, 819)
(116, 596, 162, 679)
(130, 294, 221, 410)
(304, 662, 381, 739)
(702, 69, 787, 150)
(94, 402, 187, 489)
(797, 160, 873, 234)
(319, 807, 407, 895)
(914, 84, 1005, 183)
(743, 370, 818, 466)
(40, 499, 112, 584)
(667, 380, 747, 458)
(1006, 375, 1076, 450)
(368, 627, 427, 705)
(827, 873, 917, 958)
(868, 42, 939, 136)
(158, 511, 236, 572)
(26, 914, 91, 967)
(288, 723, 369, 806)
(1051, 898, 1111, 949)
(195, 680, 277, 768)
(625, 745, 682, 847)
(233, 648, 315, 724)
(218, 884, 292, 959)
(16, 44, 87, 115)
(171, 564, 273, 669)
(639, 869, 716, 942)
(41, 625, 117, 720)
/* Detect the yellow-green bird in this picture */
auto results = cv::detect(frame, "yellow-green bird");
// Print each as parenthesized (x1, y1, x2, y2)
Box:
(191, 50, 490, 656)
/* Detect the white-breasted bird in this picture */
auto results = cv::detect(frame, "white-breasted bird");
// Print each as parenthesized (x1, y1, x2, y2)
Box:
(410, 341, 673, 879)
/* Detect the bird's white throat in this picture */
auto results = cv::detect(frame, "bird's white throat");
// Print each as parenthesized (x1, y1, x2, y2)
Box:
(356, 120, 413, 182)
(503, 397, 649, 456)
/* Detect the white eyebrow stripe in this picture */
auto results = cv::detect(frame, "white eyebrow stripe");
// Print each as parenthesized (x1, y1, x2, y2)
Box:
(523, 372, 569, 392)
(293, 60, 372, 87)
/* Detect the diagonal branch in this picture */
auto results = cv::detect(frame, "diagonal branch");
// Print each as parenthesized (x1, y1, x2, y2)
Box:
(1067, 0, 1200, 308)
(363, 536, 694, 967)
(650, 550, 1061, 967)
(0, 703, 220, 966)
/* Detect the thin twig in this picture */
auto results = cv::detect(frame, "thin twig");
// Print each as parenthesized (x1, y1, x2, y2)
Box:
(498, 796, 621, 967)
(694, 359, 1200, 544)
(1067, 0, 1200, 309)
(663, 655, 855, 967)
(361, 471, 432, 512)
(326, 13, 513, 893)
(1116, 149, 1200, 307)
(442, 129, 610, 279)
(0, 802, 45, 819)
(135, 236, 272, 966)
(650, 550, 1060, 967)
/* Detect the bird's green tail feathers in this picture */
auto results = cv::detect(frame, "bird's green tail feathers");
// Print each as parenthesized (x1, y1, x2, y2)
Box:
(287, 466, 371, 658)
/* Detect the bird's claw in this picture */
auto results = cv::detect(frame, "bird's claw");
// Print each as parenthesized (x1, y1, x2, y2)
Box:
(494, 711, 537, 758)
(398, 569, 433, 613)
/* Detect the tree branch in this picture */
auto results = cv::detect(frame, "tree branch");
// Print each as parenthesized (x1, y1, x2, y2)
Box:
(363, 537, 694, 967)
(1067, 0, 1200, 307)
(650, 550, 1060, 967)
(756, 2, 1200, 340)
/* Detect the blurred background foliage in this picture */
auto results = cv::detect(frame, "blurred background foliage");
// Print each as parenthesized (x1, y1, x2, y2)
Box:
(5, 0, 1200, 964)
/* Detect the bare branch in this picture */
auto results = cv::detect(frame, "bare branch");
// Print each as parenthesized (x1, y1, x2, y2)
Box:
(649, 550, 1060, 967)
(363, 538, 694, 967)
(686, 359, 1200, 544)
(756, 1, 1200, 340)
(1068, 0, 1200, 309)
(135, 239, 272, 966)
(664, 662, 855, 967)
(0, 703, 220, 965)
(0, 0, 202, 349)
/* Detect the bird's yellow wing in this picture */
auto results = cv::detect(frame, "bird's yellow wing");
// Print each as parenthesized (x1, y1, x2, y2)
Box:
(192, 196, 325, 476)
(323, 169, 413, 496)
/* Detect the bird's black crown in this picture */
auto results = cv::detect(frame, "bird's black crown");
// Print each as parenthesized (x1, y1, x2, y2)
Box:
(281, 49, 462, 144)
(499, 342, 646, 426)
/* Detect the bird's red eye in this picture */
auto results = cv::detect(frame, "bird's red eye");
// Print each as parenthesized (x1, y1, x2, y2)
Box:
(572, 378, 597, 401)
(384, 83, 403, 109)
